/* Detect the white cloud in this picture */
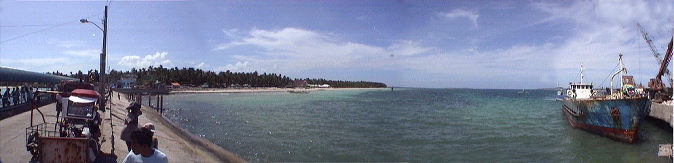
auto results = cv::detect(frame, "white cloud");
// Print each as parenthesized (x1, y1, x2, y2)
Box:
(532, 0, 674, 85)
(215, 61, 252, 72)
(194, 62, 209, 68)
(222, 28, 239, 39)
(214, 28, 429, 73)
(118, 52, 172, 68)
(209, 0, 672, 88)
(386, 41, 431, 56)
(62, 49, 100, 59)
(196, 62, 205, 68)
(47, 40, 85, 48)
(3, 57, 70, 66)
(439, 9, 480, 27)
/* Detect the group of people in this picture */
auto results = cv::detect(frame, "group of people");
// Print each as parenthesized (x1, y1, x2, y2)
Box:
(82, 101, 166, 163)
(0, 86, 39, 108)
(120, 102, 167, 163)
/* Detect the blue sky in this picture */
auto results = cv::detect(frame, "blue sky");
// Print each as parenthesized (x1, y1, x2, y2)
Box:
(1, 0, 673, 89)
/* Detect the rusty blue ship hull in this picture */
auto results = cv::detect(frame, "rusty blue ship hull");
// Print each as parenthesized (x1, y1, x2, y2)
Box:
(559, 97, 649, 143)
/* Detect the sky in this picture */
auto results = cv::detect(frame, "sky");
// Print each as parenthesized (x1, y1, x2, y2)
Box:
(1, 0, 673, 89)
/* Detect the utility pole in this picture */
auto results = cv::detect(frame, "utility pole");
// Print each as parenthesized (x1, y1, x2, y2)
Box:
(100, 5, 108, 112)
(80, 5, 111, 153)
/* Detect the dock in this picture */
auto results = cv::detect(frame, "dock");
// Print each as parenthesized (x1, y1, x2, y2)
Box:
(650, 101, 673, 159)
(649, 101, 673, 127)
(0, 91, 245, 163)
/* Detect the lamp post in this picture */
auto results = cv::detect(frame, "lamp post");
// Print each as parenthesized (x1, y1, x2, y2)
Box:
(81, 6, 108, 112)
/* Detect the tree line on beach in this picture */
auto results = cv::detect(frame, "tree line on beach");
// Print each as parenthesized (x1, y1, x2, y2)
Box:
(47, 65, 387, 88)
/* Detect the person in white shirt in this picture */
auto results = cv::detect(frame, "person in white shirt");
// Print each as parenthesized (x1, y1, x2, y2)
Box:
(122, 128, 168, 163)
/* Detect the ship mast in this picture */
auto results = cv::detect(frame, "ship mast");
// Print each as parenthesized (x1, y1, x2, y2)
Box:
(619, 53, 626, 88)
(610, 53, 627, 95)
(580, 62, 584, 84)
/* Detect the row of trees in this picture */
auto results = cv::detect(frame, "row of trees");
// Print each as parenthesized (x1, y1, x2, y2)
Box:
(49, 65, 387, 88)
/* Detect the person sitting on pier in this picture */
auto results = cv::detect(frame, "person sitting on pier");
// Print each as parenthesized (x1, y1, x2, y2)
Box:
(87, 125, 117, 163)
(121, 102, 142, 151)
(122, 128, 168, 163)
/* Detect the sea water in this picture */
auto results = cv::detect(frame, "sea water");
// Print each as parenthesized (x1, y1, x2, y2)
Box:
(160, 88, 672, 162)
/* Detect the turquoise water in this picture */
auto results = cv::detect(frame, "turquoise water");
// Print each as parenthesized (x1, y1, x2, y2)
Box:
(160, 89, 672, 162)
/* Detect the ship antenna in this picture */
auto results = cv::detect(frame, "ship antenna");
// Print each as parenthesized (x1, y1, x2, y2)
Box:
(580, 62, 584, 84)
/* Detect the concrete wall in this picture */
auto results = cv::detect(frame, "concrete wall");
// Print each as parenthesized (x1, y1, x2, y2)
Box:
(649, 102, 673, 127)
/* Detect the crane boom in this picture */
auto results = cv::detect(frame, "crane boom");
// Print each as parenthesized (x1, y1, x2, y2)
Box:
(637, 23, 671, 80)
(648, 37, 673, 103)
(657, 38, 673, 80)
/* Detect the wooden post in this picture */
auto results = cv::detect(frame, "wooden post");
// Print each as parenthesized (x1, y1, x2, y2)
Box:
(156, 95, 159, 111)
(160, 95, 163, 114)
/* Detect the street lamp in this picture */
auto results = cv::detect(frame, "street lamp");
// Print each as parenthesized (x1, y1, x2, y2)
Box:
(80, 19, 103, 31)
(81, 6, 108, 114)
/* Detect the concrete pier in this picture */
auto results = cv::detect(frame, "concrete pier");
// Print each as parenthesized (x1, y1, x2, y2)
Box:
(0, 92, 245, 163)
(649, 101, 673, 127)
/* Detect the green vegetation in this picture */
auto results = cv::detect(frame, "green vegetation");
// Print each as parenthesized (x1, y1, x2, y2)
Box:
(49, 65, 386, 88)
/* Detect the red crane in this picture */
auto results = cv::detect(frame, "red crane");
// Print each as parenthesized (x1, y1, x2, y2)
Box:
(648, 37, 673, 102)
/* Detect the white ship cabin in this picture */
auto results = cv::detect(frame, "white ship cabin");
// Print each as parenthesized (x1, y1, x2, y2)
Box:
(569, 83, 593, 99)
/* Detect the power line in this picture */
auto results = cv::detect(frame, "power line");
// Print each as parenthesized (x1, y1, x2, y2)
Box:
(0, 20, 78, 44)
(0, 13, 102, 45)
(0, 24, 75, 28)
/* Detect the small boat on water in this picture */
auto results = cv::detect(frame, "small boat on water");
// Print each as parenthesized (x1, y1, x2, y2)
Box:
(558, 54, 649, 143)
(517, 89, 527, 94)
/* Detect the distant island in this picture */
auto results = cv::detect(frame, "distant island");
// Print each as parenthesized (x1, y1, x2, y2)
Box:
(46, 65, 387, 88)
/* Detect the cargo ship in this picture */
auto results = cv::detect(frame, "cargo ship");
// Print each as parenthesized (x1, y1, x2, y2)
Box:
(558, 54, 649, 143)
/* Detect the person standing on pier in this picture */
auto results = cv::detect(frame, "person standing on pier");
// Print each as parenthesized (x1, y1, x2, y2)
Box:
(122, 128, 168, 163)
(26, 86, 33, 103)
(121, 102, 142, 151)
(0, 88, 3, 108)
(2, 88, 8, 108)
(12, 88, 19, 105)
(20, 86, 25, 104)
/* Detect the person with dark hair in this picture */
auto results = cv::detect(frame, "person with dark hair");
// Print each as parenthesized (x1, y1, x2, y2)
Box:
(21, 86, 27, 104)
(87, 125, 117, 163)
(122, 128, 168, 163)
(0, 88, 3, 108)
(2, 88, 8, 108)
(142, 123, 158, 149)
(121, 102, 142, 151)
(12, 87, 19, 105)
(26, 86, 33, 103)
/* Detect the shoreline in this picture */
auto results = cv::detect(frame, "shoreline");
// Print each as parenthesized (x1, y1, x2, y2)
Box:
(170, 87, 387, 94)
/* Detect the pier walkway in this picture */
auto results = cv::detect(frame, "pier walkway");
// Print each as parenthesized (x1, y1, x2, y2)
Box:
(0, 92, 244, 163)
